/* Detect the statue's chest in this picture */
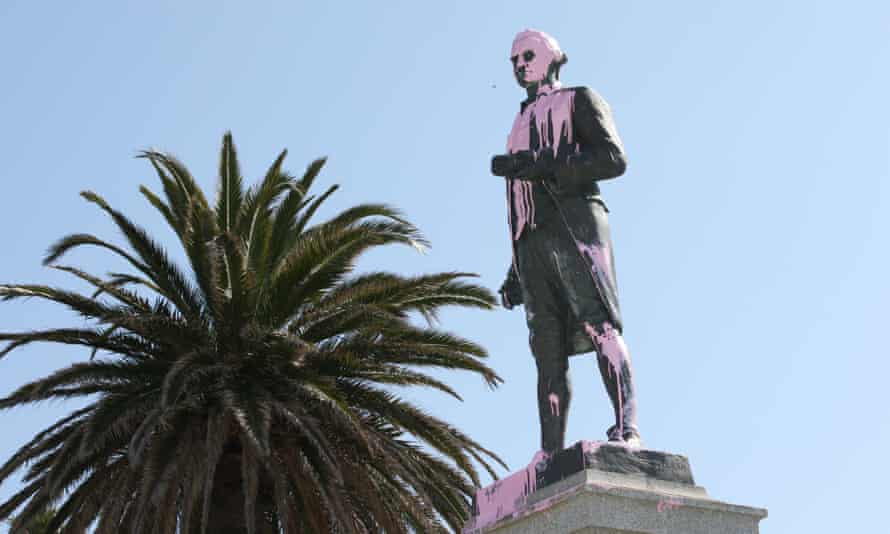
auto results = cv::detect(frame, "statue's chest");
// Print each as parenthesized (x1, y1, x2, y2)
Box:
(506, 90, 576, 155)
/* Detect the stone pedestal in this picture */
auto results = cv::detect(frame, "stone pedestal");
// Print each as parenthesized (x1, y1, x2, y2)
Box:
(464, 441, 766, 534)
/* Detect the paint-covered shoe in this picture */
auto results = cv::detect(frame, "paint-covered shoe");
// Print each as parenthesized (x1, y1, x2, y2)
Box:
(622, 432, 643, 448)
(530, 449, 552, 475)
(606, 425, 643, 448)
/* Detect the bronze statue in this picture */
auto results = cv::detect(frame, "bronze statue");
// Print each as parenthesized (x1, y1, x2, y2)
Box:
(491, 29, 641, 458)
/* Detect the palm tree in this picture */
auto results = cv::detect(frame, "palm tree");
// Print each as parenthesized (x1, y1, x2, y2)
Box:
(0, 133, 504, 533)
(7, 508, 56, 534)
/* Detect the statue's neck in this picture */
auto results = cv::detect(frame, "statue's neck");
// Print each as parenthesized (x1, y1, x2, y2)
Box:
(526, 78, 562, 100)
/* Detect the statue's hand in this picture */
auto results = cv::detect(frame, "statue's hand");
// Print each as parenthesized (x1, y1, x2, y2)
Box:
(492, 150, 557, 180)
(499, 269, 523, 309)
(491, 151, 535, 177)
(513, 148, 556, 180)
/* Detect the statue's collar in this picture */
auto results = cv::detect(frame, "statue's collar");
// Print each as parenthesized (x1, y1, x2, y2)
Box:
(521, 81, 564, 112)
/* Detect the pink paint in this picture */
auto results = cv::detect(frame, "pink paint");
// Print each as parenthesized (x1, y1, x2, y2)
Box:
(465, 440, 618, 533)
(580, 440, 604, 456)
(548, 393, 560, 417)
(511, 29, 565, 89)
(584, 321, 629, 437)
(503, 31, 577, 264)
(505, 86, 576, 241)
(509, 179, 535, 240)
(576, 240, 613, 280)
(464, 449, 550, 532)
(657, 498, 683, 512)
(534, 88, 575, 157)
(506, 88, 576, 160)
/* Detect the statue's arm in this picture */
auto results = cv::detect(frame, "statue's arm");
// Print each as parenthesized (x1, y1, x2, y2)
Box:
(498, 264, 523, 309)
(554, 87, 627, 185)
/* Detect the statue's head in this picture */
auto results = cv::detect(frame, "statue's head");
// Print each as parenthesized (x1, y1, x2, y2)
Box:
(510, 29, 567, 92)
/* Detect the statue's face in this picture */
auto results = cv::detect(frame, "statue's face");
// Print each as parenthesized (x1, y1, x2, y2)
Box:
(510, 32, 561, 88)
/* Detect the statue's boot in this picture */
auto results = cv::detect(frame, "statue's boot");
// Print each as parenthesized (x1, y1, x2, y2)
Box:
(585, 321, 641, 446)
(599, 355, 641, 447)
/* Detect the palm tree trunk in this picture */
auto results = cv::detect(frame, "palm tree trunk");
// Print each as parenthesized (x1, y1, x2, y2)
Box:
(206, 444, 279, 534)
(207, 448, 248, 534)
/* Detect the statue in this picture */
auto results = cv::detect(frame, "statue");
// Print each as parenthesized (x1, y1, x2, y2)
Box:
(491, 29, 641, 458)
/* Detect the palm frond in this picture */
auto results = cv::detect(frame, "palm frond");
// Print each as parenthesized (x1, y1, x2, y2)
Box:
(216, 131, 244, 235)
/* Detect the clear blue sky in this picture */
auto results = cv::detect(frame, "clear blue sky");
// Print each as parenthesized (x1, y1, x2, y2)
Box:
(1, 1, 887, 531)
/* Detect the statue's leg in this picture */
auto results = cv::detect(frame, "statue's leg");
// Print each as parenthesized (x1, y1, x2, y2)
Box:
(529, 321, 570, 454)
(517, 229, 571, 455)
(584, 321, 640, 444)
(549, 224, 641, 445)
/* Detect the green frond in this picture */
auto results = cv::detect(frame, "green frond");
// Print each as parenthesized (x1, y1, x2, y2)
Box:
(0, 406, 92, 486)
(0, 284, 112, 322)
(200, 412, 229, 534)
(237, 149, 292, 271)
(223, 388, 271, 458)
(43, 233, 147, 271)
(347, 366, 464, 401)
(0, 479, 43, 521)
(298, 271, 496, 331)
(48, 265, 153, 312)
(79, 391, 155, 459)
(126, 409, 161, 469)
(138, 185, 179, 238)
(294, 157, 326, 199)
(136, 151, 190, 237)
(148, 151, 210, 210)
(0, 326, 120, 362)
(216, 131, 244, 234)
(217, 232, 249, 333)
(0, 358, 157, 409)
(79, 190, 205, 320)
(290, 184, 340, 238)
(265, 161, 321, 258)
(266, 219, 432, 327)
(183, 201, 225, 327)
(104, 272, 163, 297)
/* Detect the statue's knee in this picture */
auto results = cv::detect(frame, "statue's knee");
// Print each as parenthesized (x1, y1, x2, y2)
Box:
(527, 316, 562, 354)
(583, 321, 629, 365)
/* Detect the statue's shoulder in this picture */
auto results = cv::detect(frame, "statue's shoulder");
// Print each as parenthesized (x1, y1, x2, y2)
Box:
(566, 86, 606, 103)
(566, 86, 611, 115)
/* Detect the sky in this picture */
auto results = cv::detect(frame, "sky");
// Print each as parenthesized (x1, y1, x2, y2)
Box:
(0, 0, 888, 531)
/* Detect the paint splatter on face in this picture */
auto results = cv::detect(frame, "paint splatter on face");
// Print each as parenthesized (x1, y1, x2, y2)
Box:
(511, 29, 564, 89)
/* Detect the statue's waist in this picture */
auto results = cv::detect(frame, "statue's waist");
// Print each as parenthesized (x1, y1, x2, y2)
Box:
(510, 184, 608, 235)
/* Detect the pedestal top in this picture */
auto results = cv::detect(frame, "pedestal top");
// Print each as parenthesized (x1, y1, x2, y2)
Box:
(464, 441, 765, 534)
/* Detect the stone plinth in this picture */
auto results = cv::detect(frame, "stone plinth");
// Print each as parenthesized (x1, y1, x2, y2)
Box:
(464, 441, 766, 534)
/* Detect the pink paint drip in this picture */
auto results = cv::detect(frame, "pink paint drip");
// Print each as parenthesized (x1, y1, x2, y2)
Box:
(584, 321, 628, 437)
(465, 440, 620, 533)
(576, 240, 613, 280)
(510, 180, 535, 240)
(534, 88, 574, 158)
(657, 498, 683, 512)
(548, 393, 560, 417)
(464, 449, 550, 532)
(505, 87, 576, 242)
